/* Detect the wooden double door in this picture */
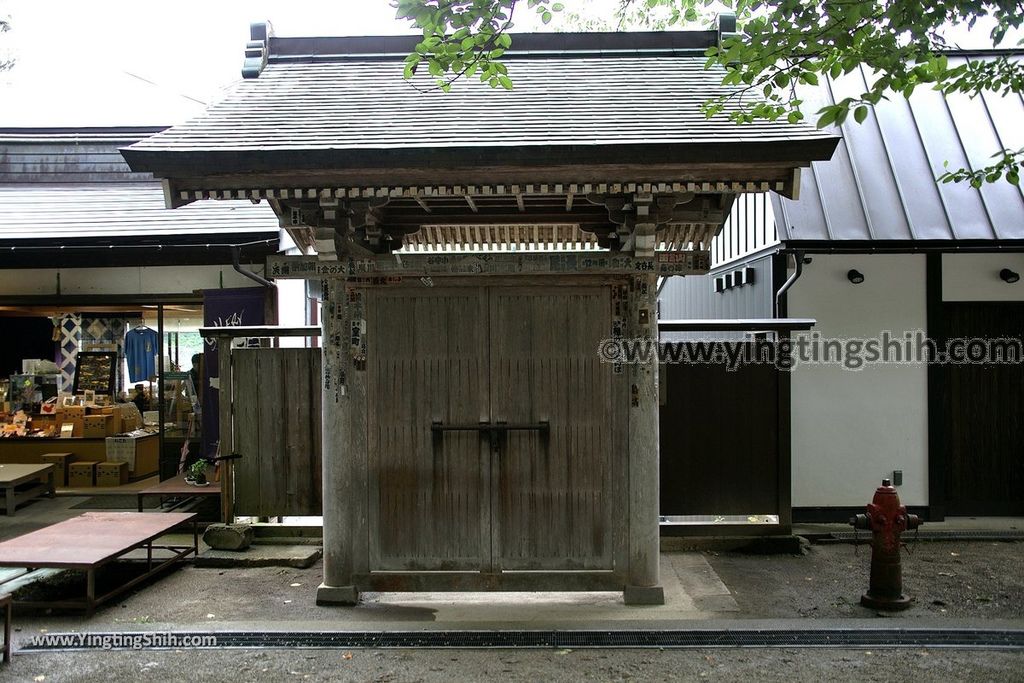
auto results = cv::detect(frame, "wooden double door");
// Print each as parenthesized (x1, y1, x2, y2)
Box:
(365, 285, 623, 574)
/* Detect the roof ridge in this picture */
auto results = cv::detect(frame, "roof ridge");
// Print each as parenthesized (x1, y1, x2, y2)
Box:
(242, 18, 739, 78)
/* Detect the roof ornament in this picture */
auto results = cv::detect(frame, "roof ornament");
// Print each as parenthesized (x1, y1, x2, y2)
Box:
(717, 13, 738, 47)
(242, 21, 274, 79)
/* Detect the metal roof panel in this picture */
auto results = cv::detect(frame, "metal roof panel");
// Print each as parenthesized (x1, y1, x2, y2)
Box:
(775, 54, 1024, 244)
(0, 184, 280, 241)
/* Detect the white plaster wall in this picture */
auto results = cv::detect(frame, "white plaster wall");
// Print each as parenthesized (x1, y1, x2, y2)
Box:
(942, 253, 1024, 302)
(276, 278, 309, 348)
(0, 265, 261, 296)
(788, 254, 929, 507)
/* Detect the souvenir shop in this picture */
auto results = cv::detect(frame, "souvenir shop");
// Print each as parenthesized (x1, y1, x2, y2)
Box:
(0, 286, 275, 490)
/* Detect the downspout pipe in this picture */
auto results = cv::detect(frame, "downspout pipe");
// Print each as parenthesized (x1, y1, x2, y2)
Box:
(231, 246, 276, 288)
(774, 249, 804, 317)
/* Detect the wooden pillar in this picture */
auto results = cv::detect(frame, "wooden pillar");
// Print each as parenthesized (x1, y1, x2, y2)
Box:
(317, 278, 365, 605)
(625, 261, 665, 604)
(217, 333, 234, 523)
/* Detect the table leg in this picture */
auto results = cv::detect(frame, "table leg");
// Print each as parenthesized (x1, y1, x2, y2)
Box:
(4, 486, 14, 517)
(47, 471, 56, 498)
(193, 522, 199, 558)
(138, 494, 144, 513)
(2, 594, 11, 664)
(86, 569, 96, 618)
(147, 542, 153, 571)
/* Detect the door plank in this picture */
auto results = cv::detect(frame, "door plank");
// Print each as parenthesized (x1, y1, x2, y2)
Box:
(489, 287, 614, 571)
(366, 289, 490, 570)
(232, 350, 262, 516)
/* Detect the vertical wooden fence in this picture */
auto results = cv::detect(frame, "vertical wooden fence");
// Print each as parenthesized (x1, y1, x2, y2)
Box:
(232, 347, 322, 516)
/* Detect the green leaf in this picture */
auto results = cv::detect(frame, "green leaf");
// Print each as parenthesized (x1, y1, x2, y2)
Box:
(854, 106, 868, 123)
(816, 106, 839, 128)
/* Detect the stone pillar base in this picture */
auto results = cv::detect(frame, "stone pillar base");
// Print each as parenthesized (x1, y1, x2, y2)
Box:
(316, 583, 359, 606)
(624, 584, 665, 606)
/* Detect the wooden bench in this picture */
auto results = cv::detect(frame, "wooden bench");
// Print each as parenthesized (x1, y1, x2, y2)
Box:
(137, 473, 221, 512)
(1, 592, 10, 664)
(0, 566, 66, 660)
(0, 464, 56, 516)
(0, 512, 198, 616)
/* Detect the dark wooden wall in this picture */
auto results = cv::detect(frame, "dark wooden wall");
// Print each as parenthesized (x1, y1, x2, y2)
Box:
(659, 343, 780, 516)
(940, 303, 1024, 516)
(232, 347, 322, 516)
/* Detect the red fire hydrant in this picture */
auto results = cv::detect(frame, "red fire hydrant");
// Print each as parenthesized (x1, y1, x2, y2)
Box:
(850, 479, 922, 610)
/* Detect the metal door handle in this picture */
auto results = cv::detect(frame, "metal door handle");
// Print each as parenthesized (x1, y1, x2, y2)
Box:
(431, 420, 550, 454)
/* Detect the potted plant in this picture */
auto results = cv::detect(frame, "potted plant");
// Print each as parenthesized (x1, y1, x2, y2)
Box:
(189, 460, 209, 487)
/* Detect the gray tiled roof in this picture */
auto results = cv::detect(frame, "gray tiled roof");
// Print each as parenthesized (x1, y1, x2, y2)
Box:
(130, 57, 834, 151)
(0, 184, 280, 240)
(124, 32, 838, 174)
(0, 130, 280, 242)
(772, 55, 1024, 243)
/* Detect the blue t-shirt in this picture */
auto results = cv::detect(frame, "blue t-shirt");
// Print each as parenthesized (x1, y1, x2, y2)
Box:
(125, 327, 159, 382)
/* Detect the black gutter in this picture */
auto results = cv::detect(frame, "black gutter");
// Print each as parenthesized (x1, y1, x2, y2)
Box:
(231, 245, 276, 288)
(0, 236, 278, 269)
(122, 138, 840, 177)
(774, 250, 804, 317)
(659, 318, 815, 332)
(780, 240, 1024, 253)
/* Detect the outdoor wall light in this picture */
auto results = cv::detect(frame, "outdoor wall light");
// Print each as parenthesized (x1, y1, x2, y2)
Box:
(847, 269, 865, 284)
(999, 268, 1020, 284)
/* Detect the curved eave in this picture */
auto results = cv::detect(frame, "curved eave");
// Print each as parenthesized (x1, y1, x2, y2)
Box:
(123, 138, 839, 178)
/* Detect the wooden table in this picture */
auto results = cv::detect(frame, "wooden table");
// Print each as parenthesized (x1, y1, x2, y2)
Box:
(0, 464, 55, 516)
(0, 512, 197, 615)
(137, 473, 221, 512)
(0, 592, 10, 664)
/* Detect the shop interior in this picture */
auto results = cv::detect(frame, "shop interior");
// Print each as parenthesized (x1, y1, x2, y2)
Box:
(0, 302, 207, 491)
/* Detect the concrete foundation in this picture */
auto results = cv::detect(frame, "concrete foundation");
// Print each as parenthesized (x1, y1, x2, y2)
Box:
(316, 584, 359, 606)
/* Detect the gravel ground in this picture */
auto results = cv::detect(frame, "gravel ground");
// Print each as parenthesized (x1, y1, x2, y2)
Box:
(3, 540, 1021, 681)
(707, 539, 1024, 619)
(2, 647, 1023, 682)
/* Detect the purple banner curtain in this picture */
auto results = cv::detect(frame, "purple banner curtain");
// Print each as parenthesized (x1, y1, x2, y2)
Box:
(201, 287, 268, 459)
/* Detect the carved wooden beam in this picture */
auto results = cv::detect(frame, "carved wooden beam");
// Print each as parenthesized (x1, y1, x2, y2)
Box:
(583, 192, 726, 256)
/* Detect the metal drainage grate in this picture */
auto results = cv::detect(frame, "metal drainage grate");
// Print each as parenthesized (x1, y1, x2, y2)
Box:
(16, 629, 1024, 652)
(826, 530, 1024, 543)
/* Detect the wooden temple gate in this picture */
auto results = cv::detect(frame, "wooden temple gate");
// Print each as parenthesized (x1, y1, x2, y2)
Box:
(306, 252, 675, 603)
(122, 24, 838, 606)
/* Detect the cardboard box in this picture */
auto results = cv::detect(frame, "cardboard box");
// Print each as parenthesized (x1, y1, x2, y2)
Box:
(59, 416, 84, 438)
(83, 415, 109, 438)
(63, 405, 86, 420)
(96, 461, 129, 487)
(106, 437, 137, 471)
(105, 407, 123, 435)
(31, 414, 57, 434)
(120, 414, 141, 433)
(68, 461, 98, 488)
(41, 452, 75, 487)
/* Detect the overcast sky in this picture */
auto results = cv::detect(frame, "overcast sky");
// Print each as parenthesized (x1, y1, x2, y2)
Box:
(0, 0, 572, 126)
(0, 1, 1018, 127)
(0, 1, 429, 125)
